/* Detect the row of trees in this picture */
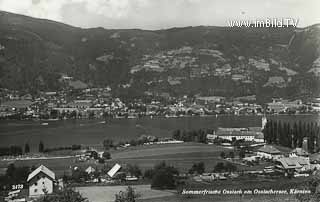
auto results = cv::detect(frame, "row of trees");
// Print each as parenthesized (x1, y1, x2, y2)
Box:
(263, 120, 320, 153)
(172, 129, 212, 143)
(0, 164, 32, 191)
(189, 161, 237, 174)
(0, 141, 84, 156)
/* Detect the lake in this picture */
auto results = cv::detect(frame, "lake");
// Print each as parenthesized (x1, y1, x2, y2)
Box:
(0, 115, 318, 151)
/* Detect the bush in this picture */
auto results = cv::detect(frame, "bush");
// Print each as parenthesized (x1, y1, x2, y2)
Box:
(239, 149, 246, 159)
(228, 151, 235, 159)
(98, 158, 105, 164)
(39, 141, 44, 153)
(102, 151, 111, 159)
(151, 162, 178, 190)
(115, 186, 139, 202)
(188, 162, 205, 174)
(127, 164, 142, 177)
(220, 152, 226, 159)
(0, 164, 30, 189)
(213, 162, 237, 173)
(35, 188, 87, 202)
(214, 162, 225, 172)
(103, 139, 114, 150)
(143, 169, 154, 179)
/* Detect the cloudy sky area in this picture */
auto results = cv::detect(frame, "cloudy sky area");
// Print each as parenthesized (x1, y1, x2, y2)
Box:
(0, 0, 319, 30)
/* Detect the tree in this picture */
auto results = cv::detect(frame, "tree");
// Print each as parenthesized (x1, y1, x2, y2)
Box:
(102, 151, 111, 159)
(24, 143, 30, 153)
(214, 162, 225, 172)
(103, 139, 114, 150)
(296, 174, 320, 202)
(188, 162, 205, 174)
(3, 164, 30, 186)
(71, 169, 89, 183)
(115, 186, 139, 202)
(35, 188, 88, 202)
(143, 169, 154, 179)
(228, 151, 235, 159)
(239, 149, 246, 159)
(151, 162, 178, 189)
(172, 129, 181, 140)
(127, 164, 142, 178)
(39, 141, 44, 153)
(220, 152, 226, 159)
(224, 162, 237, 172)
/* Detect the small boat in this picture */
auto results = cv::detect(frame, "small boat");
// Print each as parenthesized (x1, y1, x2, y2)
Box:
(41, 122, 49, 126)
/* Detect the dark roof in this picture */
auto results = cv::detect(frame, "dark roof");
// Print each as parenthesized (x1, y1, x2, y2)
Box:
(291, 148, 309, 156)
(258, 145, 281, 154)
(277, 157, 309, 169)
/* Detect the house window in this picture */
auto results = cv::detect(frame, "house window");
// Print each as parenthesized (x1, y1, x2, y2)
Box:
(35, 182, 37, 186)
(42, 182, 45, 185)
(34, 189, 37, 193)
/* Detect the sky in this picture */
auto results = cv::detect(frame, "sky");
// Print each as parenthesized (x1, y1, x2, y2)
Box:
(0, 0, 319, 30)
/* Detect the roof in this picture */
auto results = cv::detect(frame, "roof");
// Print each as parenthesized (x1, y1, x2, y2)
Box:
(27, 165, 55, 182)
(310, 153, 320, 162)
(258, 145, 281, 154)
(216, 130, 262, 137)
(277, 157, 309, 169)
(291, 148, 309, 156)
(85, 166, 96, 173)
(107, 163, 121, 178)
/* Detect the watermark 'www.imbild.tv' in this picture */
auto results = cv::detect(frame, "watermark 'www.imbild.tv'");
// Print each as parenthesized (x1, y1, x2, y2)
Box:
(228, 18, 299, 28)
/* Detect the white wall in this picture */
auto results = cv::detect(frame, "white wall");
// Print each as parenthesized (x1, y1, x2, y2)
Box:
(29, 173, 53, 197)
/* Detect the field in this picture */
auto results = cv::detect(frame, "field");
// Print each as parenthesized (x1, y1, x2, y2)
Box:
(109, 143, 238, 172)
(0, 143, 233, 175)
(0, 142, 275, 176)
(76, 185, 174, 202)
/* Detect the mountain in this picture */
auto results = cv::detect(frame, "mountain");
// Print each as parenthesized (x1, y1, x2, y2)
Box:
(0, 11, 319, 101)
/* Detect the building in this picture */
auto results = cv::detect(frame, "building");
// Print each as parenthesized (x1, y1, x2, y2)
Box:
(290, 148, 309, 158)
(85, 166, 96, 175)
(275, 157, 310, 173)
(215, 127, 264, 142)
(257, 145, 281, 160)
(107, 163, 122, 178)
(27, 165, 55, 197)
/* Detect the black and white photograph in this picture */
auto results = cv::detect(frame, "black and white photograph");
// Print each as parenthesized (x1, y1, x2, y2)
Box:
(0, 0, 319, 202)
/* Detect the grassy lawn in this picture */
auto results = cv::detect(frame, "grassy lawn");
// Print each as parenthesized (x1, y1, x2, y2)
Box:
(108, 143, 233, 172)
(110, 143, 230, 159)
(0, 143, 275, 175)
(0, 143, 232, 175)
(76, 185, 174, 202)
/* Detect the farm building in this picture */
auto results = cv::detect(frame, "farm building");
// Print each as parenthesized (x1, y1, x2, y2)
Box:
(215, 127, 264, 142)
(85, 166, 96, 175)
(289, 148, 309, 158)
(27, 165, 55, 197)
(108, 163, 122, 178)
(257, 145, 281, 160)
(275, 157, 310, 173)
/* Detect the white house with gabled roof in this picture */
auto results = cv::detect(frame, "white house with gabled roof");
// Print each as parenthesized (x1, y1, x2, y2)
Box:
(27, 165, 55, 197)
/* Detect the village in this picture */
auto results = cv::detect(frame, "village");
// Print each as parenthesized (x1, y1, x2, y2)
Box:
(0, 85, 319, 121)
